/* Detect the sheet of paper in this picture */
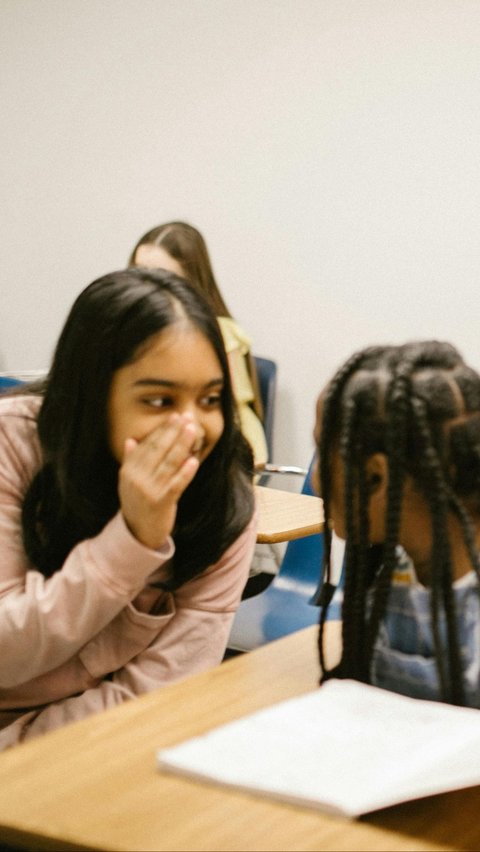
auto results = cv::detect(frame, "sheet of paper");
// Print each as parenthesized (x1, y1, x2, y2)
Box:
(157, 679, 480, 818)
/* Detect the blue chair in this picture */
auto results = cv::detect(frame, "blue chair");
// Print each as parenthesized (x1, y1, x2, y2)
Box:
(228, 460, 326, 652)
(252, 356, 307, 482)
(252, 356, 277, 463)
(0, 376, 23, 393)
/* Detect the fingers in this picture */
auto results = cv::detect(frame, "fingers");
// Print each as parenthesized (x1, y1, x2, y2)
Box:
(118, 415, 201, 549)
(121, 414, 200, 496)
(124, 437, 138, 456)
(166, 453, 200, 499)
(122, 414, 196, 467)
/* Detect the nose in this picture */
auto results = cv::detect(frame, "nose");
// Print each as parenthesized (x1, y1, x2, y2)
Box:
(181, 407, 206, 451)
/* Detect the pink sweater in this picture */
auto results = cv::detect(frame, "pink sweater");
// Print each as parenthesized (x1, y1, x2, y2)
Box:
(0, 395, 257, 748)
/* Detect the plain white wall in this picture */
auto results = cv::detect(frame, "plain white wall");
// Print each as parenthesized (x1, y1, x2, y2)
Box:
(2, 0, 480, 468)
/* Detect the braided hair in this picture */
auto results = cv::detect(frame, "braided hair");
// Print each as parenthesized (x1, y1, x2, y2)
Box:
(318, 341, 480, 705)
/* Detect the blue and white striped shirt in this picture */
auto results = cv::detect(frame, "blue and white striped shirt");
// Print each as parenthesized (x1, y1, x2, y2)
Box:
(329, 549, 480, 706)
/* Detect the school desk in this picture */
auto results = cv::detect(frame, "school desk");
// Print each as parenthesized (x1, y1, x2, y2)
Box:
(254, 484, 323, 543)
(0, 624, 478, 852)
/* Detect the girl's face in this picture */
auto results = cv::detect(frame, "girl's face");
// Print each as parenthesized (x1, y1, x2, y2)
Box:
(107, 322, 225, 465)
(134, 244, 185, 278)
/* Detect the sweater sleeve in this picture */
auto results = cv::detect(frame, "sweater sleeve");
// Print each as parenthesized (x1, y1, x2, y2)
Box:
(5, 512, 258, 744)
(0, 404, 174, 689)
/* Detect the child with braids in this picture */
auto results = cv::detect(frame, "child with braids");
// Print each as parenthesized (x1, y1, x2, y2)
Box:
(315, 341, 480, 708)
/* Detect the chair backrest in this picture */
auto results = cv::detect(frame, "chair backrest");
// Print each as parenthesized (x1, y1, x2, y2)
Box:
(0, 376, 23, 393)
(275, 458, 324, 599)
(253, 356, 277, 461)
(227, 455, 324, 651)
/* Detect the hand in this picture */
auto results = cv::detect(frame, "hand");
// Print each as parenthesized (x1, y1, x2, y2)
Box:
(118, 414, 200, 550)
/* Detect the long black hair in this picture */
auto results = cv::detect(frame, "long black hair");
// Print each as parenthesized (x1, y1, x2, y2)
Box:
(21, 268, 254, 587)
(318, 340, 480, 705)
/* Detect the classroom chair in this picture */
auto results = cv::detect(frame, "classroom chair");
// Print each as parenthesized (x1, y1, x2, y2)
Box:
(252, 356, 277, 462)
(228, 459, 328, 653)
(246, 355, 309, 594)
(252, 356, 308, 486)
(0, 376, 23, 392)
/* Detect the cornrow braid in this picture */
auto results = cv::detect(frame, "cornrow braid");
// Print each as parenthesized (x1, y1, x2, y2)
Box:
(317, 347, 386, 677)
(364, 351, 415, 667)
(410, 395, 462, 703)
(318, 340, 480, 705)
(340, 399, 367, 680)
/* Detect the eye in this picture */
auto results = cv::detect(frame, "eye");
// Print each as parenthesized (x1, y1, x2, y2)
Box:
(143, 396, 174, 409)
(200, 393, 222, 409)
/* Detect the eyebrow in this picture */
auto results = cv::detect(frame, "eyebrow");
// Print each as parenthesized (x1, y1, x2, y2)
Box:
(132, 378, 224, 390)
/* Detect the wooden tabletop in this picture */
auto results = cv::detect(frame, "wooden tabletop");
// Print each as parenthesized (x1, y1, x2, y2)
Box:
(254, 485, 323, 543)
(0, 623, 478, 852)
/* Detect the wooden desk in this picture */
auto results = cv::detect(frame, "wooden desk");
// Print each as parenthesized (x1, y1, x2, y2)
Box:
(254, 485, 323, 543)
(0, 624, 478, 852)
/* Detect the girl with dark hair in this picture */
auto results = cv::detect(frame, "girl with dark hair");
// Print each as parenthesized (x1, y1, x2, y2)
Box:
(129, 221, 268, 468)
(0, 268, 256, 748)
(315, 340, 480, 707)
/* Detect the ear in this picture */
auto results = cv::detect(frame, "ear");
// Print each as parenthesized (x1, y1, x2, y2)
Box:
(365, 453, 388, 543)
(365, 453, 388, 494)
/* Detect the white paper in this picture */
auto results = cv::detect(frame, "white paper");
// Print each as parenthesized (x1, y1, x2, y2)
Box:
(157, 679, 480, 818)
